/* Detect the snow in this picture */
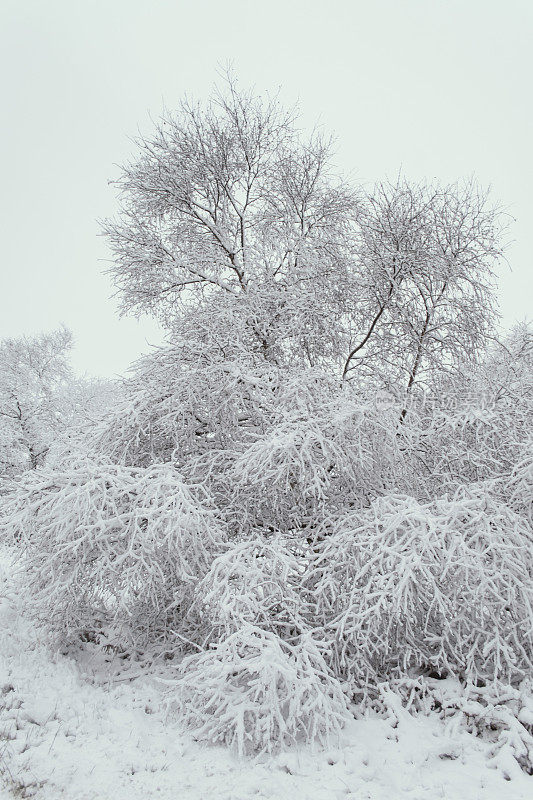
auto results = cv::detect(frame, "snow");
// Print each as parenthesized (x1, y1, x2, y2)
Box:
(0, 547, 531, 800)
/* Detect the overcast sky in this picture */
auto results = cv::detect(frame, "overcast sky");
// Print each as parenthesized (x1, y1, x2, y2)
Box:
(1, 0, 531, 378)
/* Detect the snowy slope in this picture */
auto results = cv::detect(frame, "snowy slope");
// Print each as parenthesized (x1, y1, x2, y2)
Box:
(0, 547, 531, 800)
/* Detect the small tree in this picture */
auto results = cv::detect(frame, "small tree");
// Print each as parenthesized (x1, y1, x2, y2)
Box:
(0, 328, 73, 477)
(342, 179, 503, 407)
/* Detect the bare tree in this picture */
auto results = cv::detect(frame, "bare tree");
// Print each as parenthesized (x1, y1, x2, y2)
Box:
(0, 327, 73, 475)
(103, 74, 358, 369)
(342, 180, 503, 412)
(104, 78, 503, 403)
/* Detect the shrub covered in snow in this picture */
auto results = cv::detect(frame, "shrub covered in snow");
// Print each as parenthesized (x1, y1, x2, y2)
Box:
(167, 626, 349, 754)
(368, 675, 533, 778)
(312, 489, 533, 688)
(1, 457, 225, 646)
(406, 323, 533, 503)
(500, 445, 533, 525)
(191, 536, 310, 642)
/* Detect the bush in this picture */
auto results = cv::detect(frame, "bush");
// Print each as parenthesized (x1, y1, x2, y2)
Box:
(1, 457, 225, 647)
(368, 676, 533, 777)
(501, 445, 533, 525)
(191, 536, 310, 642)
(167, 626, 350, 754)
(312, 488, 533, 688)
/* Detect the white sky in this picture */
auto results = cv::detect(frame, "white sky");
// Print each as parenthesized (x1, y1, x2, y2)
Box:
(1, 0, 531, 378)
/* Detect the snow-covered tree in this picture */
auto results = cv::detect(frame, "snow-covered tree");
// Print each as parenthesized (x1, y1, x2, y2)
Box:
(0, 328, 73, 478)
(102, 78, 358, 378)
(342, 179, 503, 409)
(103, 76, 503, 394)
(0, 328, 117, 483)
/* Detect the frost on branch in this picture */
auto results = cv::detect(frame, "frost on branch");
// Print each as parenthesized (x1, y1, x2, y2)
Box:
(191, 536, 310, 642)
(2, 458, 225, 646)
(167, 626, 349, 755)
(408, 322, 533, 502)
(231, 388, 405, 523)
(500, 446, 533, 525)
(312, 489, 533, 687)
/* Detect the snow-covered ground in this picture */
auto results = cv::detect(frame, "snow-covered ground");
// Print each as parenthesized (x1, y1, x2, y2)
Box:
(0, 547, 531, 800)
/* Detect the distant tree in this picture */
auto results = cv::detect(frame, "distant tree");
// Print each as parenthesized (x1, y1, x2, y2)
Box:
(0, 328, 73, 476)
(0, 329, 120, 482)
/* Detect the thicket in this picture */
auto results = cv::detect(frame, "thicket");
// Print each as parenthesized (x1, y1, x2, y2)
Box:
(1, 76, 532, 761)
